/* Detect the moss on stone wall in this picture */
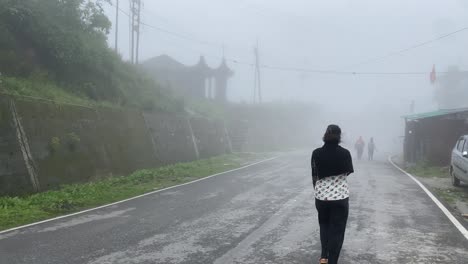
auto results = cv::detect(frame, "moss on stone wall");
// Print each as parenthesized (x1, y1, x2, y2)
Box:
(0, 96, 230, 196)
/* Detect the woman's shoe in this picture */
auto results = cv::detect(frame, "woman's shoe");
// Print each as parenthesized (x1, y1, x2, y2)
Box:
(319, 258, 328, 264)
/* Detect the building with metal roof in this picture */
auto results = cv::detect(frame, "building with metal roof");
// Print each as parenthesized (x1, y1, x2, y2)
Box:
(404, 108, 468, 165)
(403, 108, 468, 121)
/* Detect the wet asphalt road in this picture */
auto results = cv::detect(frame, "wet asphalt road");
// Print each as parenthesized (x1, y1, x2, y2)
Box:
(1, 152, 468, 264)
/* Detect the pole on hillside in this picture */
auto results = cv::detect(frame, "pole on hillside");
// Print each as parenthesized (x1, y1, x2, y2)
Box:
(130, 0, 135, 63)
(128, 0, 132, 60)
(114, 0, 119, 52)
(135, 0, 141, 64)
(129, 0, 142, 64)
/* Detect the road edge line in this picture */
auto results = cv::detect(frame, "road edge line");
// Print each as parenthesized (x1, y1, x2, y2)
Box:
(0, 156, 279, 235)
(388, 156, 468, 240)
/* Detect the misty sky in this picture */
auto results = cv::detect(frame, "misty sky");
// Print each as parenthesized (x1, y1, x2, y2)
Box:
(104, 0, 468, 115)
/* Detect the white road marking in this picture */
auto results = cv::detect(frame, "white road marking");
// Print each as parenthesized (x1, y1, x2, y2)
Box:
(388, 156, 468, 240)
(38, 208, 135, 233)
(0, 156, 279, 235)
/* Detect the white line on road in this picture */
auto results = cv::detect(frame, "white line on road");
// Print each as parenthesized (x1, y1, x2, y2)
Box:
(0, 156, 279, 235)
(389, 156, 468, 240)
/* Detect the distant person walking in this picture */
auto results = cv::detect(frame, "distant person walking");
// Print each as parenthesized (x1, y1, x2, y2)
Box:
(311, 125, 354, 264)
(354, 136, 365, 160)
(368, 137, 376, 161)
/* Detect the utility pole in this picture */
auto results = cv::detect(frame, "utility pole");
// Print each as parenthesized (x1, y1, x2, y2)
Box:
(253, 54, 257, 104)
(129, 0, 134, 63)
(129, 0, 142, 64)
(135, 0, 141, 64)
(114, 0, 119, 52)
(253, 40, 262, 104)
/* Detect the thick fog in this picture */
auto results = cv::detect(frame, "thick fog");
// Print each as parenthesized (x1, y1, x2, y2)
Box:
(104, 0, 468, 154)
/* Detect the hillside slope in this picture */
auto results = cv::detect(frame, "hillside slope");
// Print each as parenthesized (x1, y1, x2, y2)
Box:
(0, 0, 182, 112)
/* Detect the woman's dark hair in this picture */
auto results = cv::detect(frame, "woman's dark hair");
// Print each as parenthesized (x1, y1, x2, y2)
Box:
(323, 124, 341, 144)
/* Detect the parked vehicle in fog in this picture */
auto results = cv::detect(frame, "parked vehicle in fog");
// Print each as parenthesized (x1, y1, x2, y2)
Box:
(450, 135, 468, 186)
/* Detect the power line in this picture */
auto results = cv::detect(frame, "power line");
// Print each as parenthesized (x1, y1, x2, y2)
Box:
(109, 2, 468, 76)
(111, 1, 248, 59)
(115, 2, 223, 49)
(341, 26, 468, 69)
(236, 2, 468, 70)
(140, 8, 224, 49)
(139, 21, 219, 48)
(114, 2, 130, 18)
(259, 64, 422, 74)
(259, 64, 468, 75)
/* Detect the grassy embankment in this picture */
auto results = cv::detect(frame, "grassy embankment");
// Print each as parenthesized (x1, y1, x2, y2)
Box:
(0, 76, 116, 108)
(406, 163, 450, 179)
(0, 153, 271, 231)
(0, 76, 231, 120)
(406, 162, 468, 214)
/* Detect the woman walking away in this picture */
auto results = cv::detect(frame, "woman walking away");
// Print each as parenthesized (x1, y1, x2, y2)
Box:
(354, 136, 365, 160)
(312, 125, 354, 264)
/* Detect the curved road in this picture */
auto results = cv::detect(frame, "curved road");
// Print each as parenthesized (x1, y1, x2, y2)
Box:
(1, 153, 467, 264)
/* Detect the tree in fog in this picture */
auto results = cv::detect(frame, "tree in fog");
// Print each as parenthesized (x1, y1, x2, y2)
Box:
(434, 65, 468, 109)
(0, 0, 182, 111)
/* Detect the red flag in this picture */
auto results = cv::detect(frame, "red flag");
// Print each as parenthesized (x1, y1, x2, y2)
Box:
(430, 64, 436, 84)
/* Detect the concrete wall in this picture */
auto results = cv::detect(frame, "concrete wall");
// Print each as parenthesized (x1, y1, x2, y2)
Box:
(0, 97, 230, 196)
(226, 105, 316, 152)
(190, 117, 230, 159)
(142, 112, 198, 165)
(0, 98, 32, 194)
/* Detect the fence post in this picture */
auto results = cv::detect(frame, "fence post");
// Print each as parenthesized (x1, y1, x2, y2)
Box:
(223, 121, 233, 153)
(187, 118, 200, 160)
(10, 99, 40, 192)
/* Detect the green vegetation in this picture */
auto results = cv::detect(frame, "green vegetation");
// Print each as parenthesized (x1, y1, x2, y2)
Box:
(406, 162, 468, 217)
(186, 98, 227, 119)
(0, 0, 183, 112)
(0, 76, 115, 108)
(0, 153, 270, 231)
(406, 162, 449, 178)
(433, 188, 468, 205)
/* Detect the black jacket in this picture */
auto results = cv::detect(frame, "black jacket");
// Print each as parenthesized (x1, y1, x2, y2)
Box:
(311, 143, 354, 186)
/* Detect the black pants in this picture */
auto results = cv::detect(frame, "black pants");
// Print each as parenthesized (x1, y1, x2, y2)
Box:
(315, 198, 349, 264)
